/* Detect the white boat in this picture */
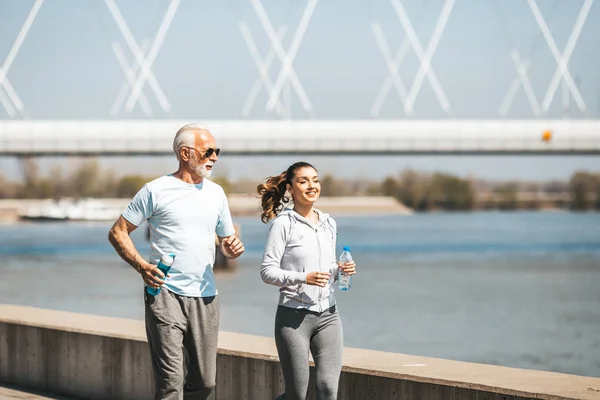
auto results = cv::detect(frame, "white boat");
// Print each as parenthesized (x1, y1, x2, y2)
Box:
(19, 198, 123, 222)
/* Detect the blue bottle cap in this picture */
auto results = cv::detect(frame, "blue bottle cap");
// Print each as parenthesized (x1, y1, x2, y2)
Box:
(343, 246, 350, 251)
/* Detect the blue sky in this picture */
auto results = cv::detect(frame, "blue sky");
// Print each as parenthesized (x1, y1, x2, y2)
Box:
(0, 0, 599, 181)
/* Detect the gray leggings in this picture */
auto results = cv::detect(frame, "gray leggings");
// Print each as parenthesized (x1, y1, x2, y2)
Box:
(274, 305, 343, 400)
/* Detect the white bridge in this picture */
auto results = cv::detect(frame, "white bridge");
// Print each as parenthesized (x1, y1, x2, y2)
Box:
(0, 119, 599, 156)
(1, 1, 599, 156)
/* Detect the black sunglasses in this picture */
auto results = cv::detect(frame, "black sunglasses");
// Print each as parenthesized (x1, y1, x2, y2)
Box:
(184, 147, 221, 158)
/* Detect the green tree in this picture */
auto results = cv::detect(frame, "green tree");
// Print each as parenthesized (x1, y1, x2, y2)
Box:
(14, 159, 65, 199)
(19, 158, 41, 198)
(0, 173, 18, 198)
(569, 171, 596, 211)
(212, 176, 231, 195)
(395, 170, 426, 210)
(116, 175, 150, 198)
(101, 169, 119, 198)
(365, 182, 383, 196)
(381, 176, 399, 197)
(67, 159, 103, 198)
(320, 174, 343, 197)
(428, 173, 474, 211)
(495, 183, 519, 210)
(36, 178, 56, 199)
(48, 166, 64, 198)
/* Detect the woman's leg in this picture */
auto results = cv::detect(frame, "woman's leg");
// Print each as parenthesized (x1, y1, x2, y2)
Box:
(274, 306, 315, 400)
(310, 306, 343, 400)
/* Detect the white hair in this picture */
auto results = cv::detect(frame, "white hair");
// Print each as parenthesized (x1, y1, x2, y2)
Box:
(173, 123, 209, 160)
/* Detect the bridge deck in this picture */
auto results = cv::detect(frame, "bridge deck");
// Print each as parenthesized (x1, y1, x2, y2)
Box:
(1, 119, 599, 156)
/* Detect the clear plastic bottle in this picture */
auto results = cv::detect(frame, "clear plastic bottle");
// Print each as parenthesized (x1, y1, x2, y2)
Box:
(146, 254, 175, 296)
(338, 246, 352, 291)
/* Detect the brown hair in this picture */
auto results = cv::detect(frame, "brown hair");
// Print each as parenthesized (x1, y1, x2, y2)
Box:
(257, 161, 316, 223)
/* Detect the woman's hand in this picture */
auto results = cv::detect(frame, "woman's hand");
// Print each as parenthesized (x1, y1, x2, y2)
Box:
(338, 261, 356, 275)
(306, 271, 331, 287)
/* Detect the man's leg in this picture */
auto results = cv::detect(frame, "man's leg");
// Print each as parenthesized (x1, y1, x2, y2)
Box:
(310, 307, 343, 400)
(182, 295, 220, 400)
(145, 289, 188, 400)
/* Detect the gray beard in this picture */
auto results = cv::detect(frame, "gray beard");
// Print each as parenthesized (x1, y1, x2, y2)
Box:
(194, 163, 212, 178)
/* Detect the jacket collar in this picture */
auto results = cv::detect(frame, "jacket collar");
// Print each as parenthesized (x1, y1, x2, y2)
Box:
(282, 206, 330, 228)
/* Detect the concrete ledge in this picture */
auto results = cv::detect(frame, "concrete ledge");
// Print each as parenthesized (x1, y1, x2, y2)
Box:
(1, 305, 599, 400)
(0, 384, 76, 400)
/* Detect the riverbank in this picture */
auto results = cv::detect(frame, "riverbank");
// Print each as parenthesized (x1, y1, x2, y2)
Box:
(0, 196, 414, 223)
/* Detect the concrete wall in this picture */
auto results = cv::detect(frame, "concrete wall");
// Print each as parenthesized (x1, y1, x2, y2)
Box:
(1, 305, 599, 400)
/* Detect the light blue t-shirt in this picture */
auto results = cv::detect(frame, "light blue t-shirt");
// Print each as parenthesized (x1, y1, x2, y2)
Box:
(122, 175, 235, 297)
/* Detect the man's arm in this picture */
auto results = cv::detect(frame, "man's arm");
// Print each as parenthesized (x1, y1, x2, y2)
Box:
(108, 216, 165, 288)
(218, 234, 245, 259)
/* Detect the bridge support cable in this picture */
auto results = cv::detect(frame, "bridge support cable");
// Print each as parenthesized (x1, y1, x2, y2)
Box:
(239, 0, 318, 119)
(0, 0, 43, 119)
(526, 0, 592, 115)
(239, 24, 289, 118)
(104, 0, 180, 116)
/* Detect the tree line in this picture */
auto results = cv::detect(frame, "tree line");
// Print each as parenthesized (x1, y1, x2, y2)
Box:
(0, 159, 598, 211)
(370, 170, 599, 211)
(0, 159, 232, 200)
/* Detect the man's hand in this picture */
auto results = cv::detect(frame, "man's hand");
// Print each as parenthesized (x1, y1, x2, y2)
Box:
(220, 235, 245, 259)
(306, 271, 331, 287)
(139, 261, 167, 289)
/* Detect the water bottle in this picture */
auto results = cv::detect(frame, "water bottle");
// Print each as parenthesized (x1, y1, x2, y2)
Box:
(146, 254, 175, 296)
(338, 246, 352, 291)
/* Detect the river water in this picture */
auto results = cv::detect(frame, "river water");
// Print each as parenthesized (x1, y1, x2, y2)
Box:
(1, 211, 599, 377)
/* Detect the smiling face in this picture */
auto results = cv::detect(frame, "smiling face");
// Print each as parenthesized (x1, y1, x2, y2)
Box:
(288, 166, 320, 206)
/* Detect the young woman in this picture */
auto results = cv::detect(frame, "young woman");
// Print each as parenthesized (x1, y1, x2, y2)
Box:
(257, 161, 356, 400)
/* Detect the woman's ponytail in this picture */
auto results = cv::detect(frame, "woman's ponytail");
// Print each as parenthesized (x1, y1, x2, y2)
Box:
(257, 171, 289, 223)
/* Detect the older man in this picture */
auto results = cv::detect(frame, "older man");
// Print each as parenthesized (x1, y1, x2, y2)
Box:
(108, 123, 244, 400)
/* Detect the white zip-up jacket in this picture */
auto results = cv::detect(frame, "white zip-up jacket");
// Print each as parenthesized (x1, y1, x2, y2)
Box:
(260, 207, 338, 312)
